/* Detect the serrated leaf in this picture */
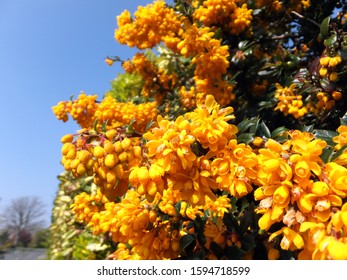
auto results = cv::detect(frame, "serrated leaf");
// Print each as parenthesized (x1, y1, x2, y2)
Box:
(314, 129, 338, 145)
(320, 16, 330, 39)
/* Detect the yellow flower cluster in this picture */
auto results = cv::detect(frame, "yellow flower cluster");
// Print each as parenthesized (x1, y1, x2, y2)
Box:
(306, 91, 338, 116)
(62, 93, 347, 260)
(72, 189, 108, 225)
(192, 0, 253, 35)
(52, 93, 158, 132)
(93, 95, 158, 132)
(122, 53, 176, 100)
(319, 55, 342, 81)
(92, 137, 142, 201)
(73, 189, 181, 260)
(114, 0, 240, 108)
(274, 83, 308, 118)
(211, 139, 258, 197)
(253, 129, 347, 259)
(169, 21, 234, 105)
(52, 93, 98, 128)
(115, 0, 182, 49)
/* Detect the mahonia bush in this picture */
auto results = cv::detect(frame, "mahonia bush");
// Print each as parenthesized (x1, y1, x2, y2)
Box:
(52, 0, 347, 260)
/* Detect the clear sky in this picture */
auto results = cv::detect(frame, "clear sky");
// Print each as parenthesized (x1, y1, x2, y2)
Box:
(0, 0, 171, 227)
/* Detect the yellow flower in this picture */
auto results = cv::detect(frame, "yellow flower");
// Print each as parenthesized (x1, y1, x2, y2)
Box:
(144, 115, 196, 173)
(326, 162, 347, 197)
(273, 184, 290, 207)
(269, 227, 304, 251)
(313, 237, 347, 260)
(115, 0, 182, 49)
(185, 95, 237, 152)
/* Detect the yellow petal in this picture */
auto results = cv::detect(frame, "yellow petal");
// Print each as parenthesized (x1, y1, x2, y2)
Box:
(311, 181, 329, 196)
(300, 222, 320, 232)
(309, 162, 321, 176)
(315, 209, 331, 222)
(258, 210, 272, 231)
(292, 231, 304, 249)
(271, 205, 284, 220)
(341, 212, 347, 226)
(328, 241, 347, 260)
(328, 195, 342, 206)
(263, 159, 280, 172)
(298, 195, 313, 213)
(269, 228, 284, 242)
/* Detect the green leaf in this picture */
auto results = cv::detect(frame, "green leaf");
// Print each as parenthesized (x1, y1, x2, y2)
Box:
(145, 119, 156, 131)
(249, 118, 260, 134)
(93, 118, 98, 132)
(126, 118, 136, 134)
(238, 40, 250, 50)
(102, 120, 109, 133)
(179, 234, 195, 252)
(324, 33, 337, 47)
(237, 133, 254, 144)
(331, 145, 347, 162)
(314, 129, 338, 146)
(237, 118, 256, 134)
(240, 211, 254, 234)
(223, 213, 240, 233)
(321, 148, 334, 164)
(175, 201, 182, 215)
(271, 126, 287, 139)
(340, 113, 347, 126)
(240, 233, 256, 252)
(302, 124, 314, 133)
(259, 121, 271, 138)
(320, 16, 330, 39)
(225, 245, 246, 260)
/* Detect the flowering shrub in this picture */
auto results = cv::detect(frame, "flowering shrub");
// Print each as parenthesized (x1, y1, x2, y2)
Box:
(52, 0, 347, 260)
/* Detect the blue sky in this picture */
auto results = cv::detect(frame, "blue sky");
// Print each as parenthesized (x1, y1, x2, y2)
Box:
(0, 0, 171, 227)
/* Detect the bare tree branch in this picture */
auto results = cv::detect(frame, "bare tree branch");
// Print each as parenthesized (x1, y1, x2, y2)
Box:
(2, 196, 46, 241)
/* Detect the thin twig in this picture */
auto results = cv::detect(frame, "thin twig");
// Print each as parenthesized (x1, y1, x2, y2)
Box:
(291, 11, 320, 28)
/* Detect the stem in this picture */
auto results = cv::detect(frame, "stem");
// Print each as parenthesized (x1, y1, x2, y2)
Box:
(291, 11, 320, 28)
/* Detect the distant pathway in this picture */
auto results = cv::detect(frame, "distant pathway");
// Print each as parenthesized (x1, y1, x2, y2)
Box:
(0, 248, 47, 260)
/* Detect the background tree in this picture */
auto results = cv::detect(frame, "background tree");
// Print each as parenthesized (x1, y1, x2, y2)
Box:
(2, 196, 46, 246)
